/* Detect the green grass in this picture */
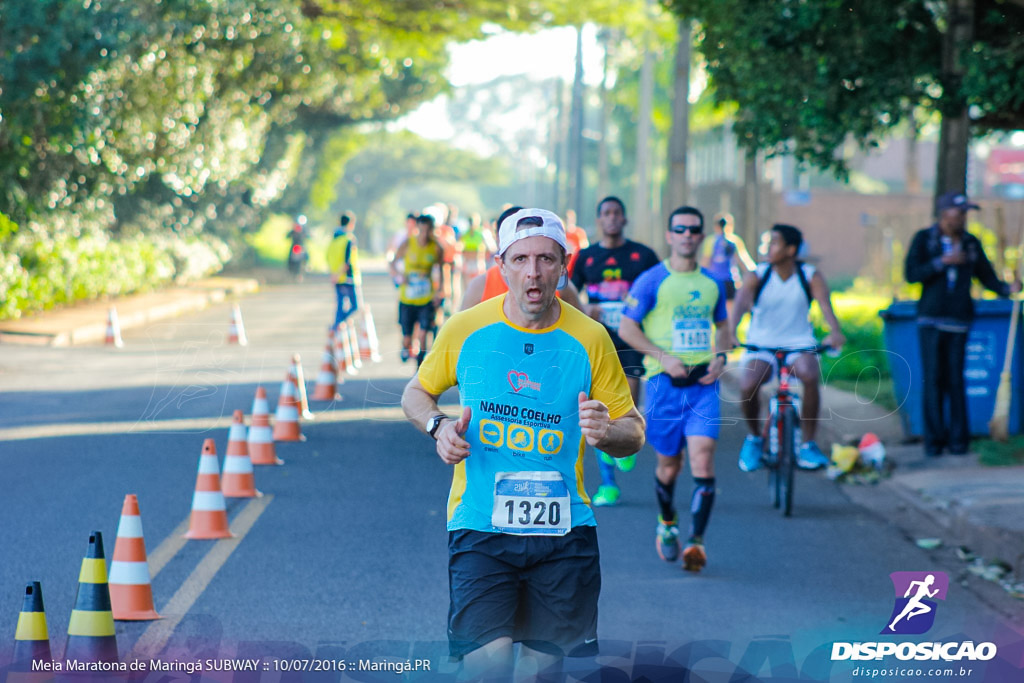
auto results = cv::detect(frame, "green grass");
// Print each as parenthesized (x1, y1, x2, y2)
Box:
(973, 436, 1024, 467)
(826, 377, 898, 412)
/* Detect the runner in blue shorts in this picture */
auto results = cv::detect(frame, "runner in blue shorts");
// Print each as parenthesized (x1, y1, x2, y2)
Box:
(619, 205, 732, 572)
(402, 208, 645, 681)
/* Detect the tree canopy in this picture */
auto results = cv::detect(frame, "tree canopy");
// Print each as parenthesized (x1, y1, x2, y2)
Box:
(668, 0, 1024, 178)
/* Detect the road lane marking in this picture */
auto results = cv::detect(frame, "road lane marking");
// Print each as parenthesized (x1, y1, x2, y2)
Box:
(129, 495, 273, 659)
(0, 404, 461, 441)
(146, 516, 192, 579)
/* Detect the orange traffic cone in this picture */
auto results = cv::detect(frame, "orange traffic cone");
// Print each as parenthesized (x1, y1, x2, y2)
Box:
(272, 380, 304, 442)
(109, 495, 161, 621)
(227, 303, 248, 346)
(183, 439, 233, 539)
(248, 386, 282, 465)
(311, 334, 340, 401)
(12, 581, 51, 666)
(105, 307, 123, 348)
(347, 321, 363, 369)
(64, 532, 118, 663)
(222, 410, 261, 498)
(362, 306, 382, 363)
(335, 322, 355, 376)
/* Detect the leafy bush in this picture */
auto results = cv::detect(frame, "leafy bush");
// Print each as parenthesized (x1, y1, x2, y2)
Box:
(812, 293, 897, 408)
(0, 213, 231, 320)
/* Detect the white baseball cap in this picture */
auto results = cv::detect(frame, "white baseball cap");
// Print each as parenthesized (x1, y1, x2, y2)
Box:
(497, 208, 568, 256)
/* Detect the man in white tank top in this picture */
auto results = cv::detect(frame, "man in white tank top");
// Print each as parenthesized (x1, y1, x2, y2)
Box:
(728, 224, 846, 472)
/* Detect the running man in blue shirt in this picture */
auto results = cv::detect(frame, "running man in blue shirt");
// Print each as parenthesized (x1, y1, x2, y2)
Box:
(619, 206, 732, 572)
(402, 208, 645, 681)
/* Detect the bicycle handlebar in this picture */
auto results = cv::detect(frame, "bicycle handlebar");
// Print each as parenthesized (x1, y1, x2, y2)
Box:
(736, 343, 832, 355)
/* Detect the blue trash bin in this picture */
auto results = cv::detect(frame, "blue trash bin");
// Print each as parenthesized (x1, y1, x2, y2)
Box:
(880, 298, 1023, 438)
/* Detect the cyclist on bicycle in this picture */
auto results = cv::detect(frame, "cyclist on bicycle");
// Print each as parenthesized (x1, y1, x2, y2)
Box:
(619, 206, 731, 572)
(729, 223, 845, 472)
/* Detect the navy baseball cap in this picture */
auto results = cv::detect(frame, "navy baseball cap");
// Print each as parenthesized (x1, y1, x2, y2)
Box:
(935, 192, 979, 212)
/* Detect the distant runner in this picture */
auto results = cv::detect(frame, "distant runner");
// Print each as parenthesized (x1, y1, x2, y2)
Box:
(571, 196, 660, 506)
(619, 205, 731, 572)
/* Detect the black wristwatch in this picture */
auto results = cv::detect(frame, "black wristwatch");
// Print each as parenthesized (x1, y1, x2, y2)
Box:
(716, 352, 728, 365)
(426, 414, 449, 440)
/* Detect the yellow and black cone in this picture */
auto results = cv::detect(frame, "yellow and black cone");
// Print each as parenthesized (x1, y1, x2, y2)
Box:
(63, 532, 118, 664)
(13, 581, 51, 664)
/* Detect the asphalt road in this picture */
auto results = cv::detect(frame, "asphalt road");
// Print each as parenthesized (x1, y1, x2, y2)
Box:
(1, 273, 1020, 681)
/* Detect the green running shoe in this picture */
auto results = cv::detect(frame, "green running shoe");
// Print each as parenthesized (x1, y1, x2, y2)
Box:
(591, 485, 620, 507)
(597, 449, 616, 467)
(656, 516, 680, 562)
(615, 453, 637, 472)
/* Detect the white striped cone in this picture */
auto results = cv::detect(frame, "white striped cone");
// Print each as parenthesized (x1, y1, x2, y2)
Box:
(272, 381, 304, 441)
(105, 307, 124, 347)
(222, 410, 261, 498)
(335, 322, 356, 376)
(311, 360, 339, 401)
(292, 355, 314, 419)
(228, 303, 248, 346)
(184, 439, 233, 539)
(346, 320, 363, 369)
(249, 386, 282, 465)
(363, 307, 382, 362)
(325, 329, 339, 373)
(109, 494, 160, 620)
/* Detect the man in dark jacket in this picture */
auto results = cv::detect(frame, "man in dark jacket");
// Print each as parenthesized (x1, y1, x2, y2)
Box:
(904, 192, 1021, 456)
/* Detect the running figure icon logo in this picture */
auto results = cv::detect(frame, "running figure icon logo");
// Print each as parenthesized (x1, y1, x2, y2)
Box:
(882, 571, 948, 635)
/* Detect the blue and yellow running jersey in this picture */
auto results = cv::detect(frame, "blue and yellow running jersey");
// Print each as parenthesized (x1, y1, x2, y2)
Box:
(622, 262, 727, 375)
(417, 295, 635, 533)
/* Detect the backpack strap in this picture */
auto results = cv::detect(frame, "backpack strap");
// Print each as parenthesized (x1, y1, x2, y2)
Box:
(752, 262, 812, 307)
(752, 263, 772, 307)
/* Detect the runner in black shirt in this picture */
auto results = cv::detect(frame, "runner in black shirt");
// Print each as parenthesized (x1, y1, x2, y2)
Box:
(570, 196, 660, 506)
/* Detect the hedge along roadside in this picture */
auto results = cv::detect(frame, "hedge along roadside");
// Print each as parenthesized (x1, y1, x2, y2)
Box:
(810, 292, 897, 410)
(0, 220, 231, 321)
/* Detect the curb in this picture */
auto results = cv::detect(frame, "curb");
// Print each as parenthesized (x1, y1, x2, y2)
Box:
(0, 277, 259, 347)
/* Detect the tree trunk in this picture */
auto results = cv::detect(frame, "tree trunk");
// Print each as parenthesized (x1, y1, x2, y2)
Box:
(633, 0, 657, 246)
(935, 0, 974, 201)
(663, 18, 691, 216)
(906, 117, 922, 195)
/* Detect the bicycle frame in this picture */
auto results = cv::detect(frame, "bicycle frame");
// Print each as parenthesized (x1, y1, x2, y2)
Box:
(741, 343, 827, 517)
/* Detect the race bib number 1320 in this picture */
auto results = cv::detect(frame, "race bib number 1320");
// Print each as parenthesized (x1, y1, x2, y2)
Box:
(492, 471, 571, 536)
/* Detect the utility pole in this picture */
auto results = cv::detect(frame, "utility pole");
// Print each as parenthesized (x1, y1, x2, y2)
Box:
(568, 26, 586, 218)
(597, 28, 612, 203)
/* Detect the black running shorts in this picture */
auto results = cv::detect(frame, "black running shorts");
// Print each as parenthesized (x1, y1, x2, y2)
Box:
(447, 526, 600, 659)
(398, 302, 435, 336)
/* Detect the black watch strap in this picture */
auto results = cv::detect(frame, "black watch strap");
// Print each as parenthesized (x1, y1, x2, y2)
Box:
(427, 415, 449, 440)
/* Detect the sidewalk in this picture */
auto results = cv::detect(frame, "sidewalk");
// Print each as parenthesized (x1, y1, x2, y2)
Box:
(0, 276, 259, 346)
(720, 369, 1024, 596)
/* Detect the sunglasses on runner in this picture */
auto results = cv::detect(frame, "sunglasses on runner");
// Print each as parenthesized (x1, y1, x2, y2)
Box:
(669, 225, 703, 235)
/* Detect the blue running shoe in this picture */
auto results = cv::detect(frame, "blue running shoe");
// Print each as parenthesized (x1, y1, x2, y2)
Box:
(797, 441, 829, 470)
(738, 435, 764, 472)
(656, 516, 680, 562)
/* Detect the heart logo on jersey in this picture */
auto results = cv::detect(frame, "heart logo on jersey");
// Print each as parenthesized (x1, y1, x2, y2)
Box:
(508, 371, 527, 392)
